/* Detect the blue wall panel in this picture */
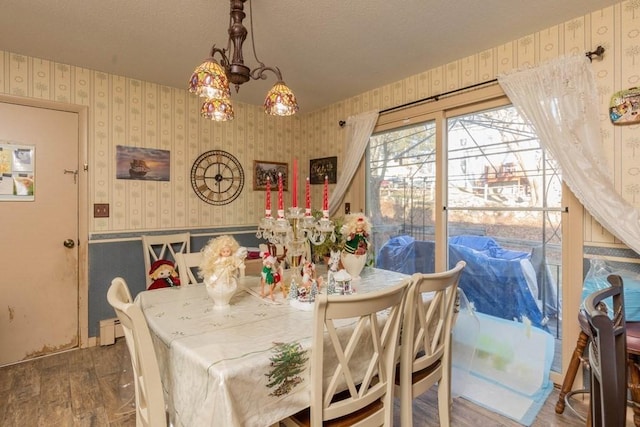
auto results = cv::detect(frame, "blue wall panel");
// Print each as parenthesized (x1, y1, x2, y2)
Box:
(88, 228, 260, 337)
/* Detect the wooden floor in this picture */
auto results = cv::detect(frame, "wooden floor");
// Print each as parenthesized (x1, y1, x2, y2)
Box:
(0, 338, 600, 426)
(0, 339, 136, 426)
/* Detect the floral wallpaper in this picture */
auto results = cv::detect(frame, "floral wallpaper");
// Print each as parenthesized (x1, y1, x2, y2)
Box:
(0, 1, 639, 248)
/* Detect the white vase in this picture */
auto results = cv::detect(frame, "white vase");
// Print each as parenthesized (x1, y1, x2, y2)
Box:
(205, 277, 237, 309)
(340, 252, 367, 279)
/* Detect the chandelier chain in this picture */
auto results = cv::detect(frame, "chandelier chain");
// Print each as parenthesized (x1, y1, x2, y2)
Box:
(248, 0, 264, 69)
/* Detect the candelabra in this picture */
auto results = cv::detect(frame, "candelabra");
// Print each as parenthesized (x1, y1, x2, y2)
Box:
(257, 206, 336, 248)
(256, 160, 336, 278)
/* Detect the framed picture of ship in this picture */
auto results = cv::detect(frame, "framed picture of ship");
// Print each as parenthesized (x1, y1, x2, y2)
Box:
(116, 145, 171, 181)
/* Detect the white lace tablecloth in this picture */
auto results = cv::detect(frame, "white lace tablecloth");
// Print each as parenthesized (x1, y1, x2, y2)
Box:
(135, 267, 408, 427)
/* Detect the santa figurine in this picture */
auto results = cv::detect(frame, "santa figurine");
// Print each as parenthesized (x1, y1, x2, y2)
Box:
(148, 259, 181, 290)
(341, 215, 371, 255)
(300, 259, 323, 292)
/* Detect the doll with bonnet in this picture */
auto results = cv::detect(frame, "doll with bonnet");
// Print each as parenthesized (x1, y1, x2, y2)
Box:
(199, 235, 247, 285)
(148, 259, 181, 290)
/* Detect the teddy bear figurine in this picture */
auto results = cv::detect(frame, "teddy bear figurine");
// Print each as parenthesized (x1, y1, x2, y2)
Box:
(148, 259, 181, 290)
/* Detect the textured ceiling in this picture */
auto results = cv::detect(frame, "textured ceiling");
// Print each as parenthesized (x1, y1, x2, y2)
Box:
(0, 0, 616, 113)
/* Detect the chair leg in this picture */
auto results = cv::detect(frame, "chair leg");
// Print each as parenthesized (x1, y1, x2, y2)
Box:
(555, 330, 589, 414)
(438, 373, 451, 427)
(628, 354, 640, 427)
(400, 385, 413, 427)
(589, 372, 602, 427)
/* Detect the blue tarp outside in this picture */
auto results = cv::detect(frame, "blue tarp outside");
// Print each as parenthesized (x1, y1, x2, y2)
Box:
(376, 235, 549, 329)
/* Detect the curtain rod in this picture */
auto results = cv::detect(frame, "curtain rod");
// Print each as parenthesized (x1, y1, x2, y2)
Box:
(338, 45, 605, 127)
(337, 78, 497, 126)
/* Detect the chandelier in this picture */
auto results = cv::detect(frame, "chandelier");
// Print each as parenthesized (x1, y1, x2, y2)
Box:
(188, 0, 299, 121)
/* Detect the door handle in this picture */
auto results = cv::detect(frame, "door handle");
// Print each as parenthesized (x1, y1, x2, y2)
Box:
(64, 169, 78, 183)
(63, 239, 75, 248)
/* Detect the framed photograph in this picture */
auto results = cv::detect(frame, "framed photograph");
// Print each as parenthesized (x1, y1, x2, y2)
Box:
(254, 160, 288, 191)
(309, 156, 337, 184)
(116, 145, 170, 181)
(610, 87, 640, 125)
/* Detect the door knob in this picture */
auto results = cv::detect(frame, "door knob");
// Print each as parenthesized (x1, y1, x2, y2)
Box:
(63, 239, 75, 248)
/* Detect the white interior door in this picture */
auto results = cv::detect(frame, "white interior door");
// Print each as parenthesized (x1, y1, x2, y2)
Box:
(0, 100, 80, 366)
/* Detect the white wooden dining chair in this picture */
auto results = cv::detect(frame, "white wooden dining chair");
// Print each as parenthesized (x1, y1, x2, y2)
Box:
(283, 280, 409, 427)
(141, 233, 190, 288)
(107, 277, 167, 427)
(395, 260, 466, 427)
(174, 252, 203, 285)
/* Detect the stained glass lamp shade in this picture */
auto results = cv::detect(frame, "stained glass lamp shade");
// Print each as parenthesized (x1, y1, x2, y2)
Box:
(264, 82, 299, 116)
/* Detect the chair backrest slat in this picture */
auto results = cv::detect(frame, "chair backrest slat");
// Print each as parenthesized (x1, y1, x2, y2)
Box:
(107, 277, 167, 427)
(396, 260, 466, 427)
(311, 280, 408, 426)
(174, 252, 203, 285)
(141, 233, 190, 288)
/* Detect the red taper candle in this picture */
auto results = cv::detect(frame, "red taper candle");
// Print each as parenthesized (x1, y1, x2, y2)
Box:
(323, 175, 329, 212)
(305, 177, 311, 216)
(265, 176, 272, 217)
(277, 172, 284, 219)
(292, 158, 298, 208)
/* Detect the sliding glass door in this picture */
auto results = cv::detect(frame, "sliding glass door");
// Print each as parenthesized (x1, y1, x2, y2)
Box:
(368, 93, 572, 375)
(368, 119, 436, 257)
(446, 105, 563, 362)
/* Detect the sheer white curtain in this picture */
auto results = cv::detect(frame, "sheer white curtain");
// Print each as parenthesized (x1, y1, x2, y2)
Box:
(498, 55, 640, 254)
(328, 110, 379, 217)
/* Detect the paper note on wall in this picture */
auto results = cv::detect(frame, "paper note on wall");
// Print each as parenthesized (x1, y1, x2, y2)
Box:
(0, 142, 35, 201)
(0, 174, 13, 195)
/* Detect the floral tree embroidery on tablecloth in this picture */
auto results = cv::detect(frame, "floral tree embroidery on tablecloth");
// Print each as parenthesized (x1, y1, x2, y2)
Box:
(266, 342, 308, 396)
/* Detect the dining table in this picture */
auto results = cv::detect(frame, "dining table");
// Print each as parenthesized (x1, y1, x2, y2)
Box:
(135, 266, 409, 427)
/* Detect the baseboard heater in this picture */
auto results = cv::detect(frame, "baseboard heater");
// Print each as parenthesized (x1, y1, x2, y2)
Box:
(99, 318, 124, 346)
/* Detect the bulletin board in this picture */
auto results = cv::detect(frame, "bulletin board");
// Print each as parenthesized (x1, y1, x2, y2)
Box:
(0, 141, 35, 201)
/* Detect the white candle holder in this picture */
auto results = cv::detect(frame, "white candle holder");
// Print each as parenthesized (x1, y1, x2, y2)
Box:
(257, 207, 336, 249)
